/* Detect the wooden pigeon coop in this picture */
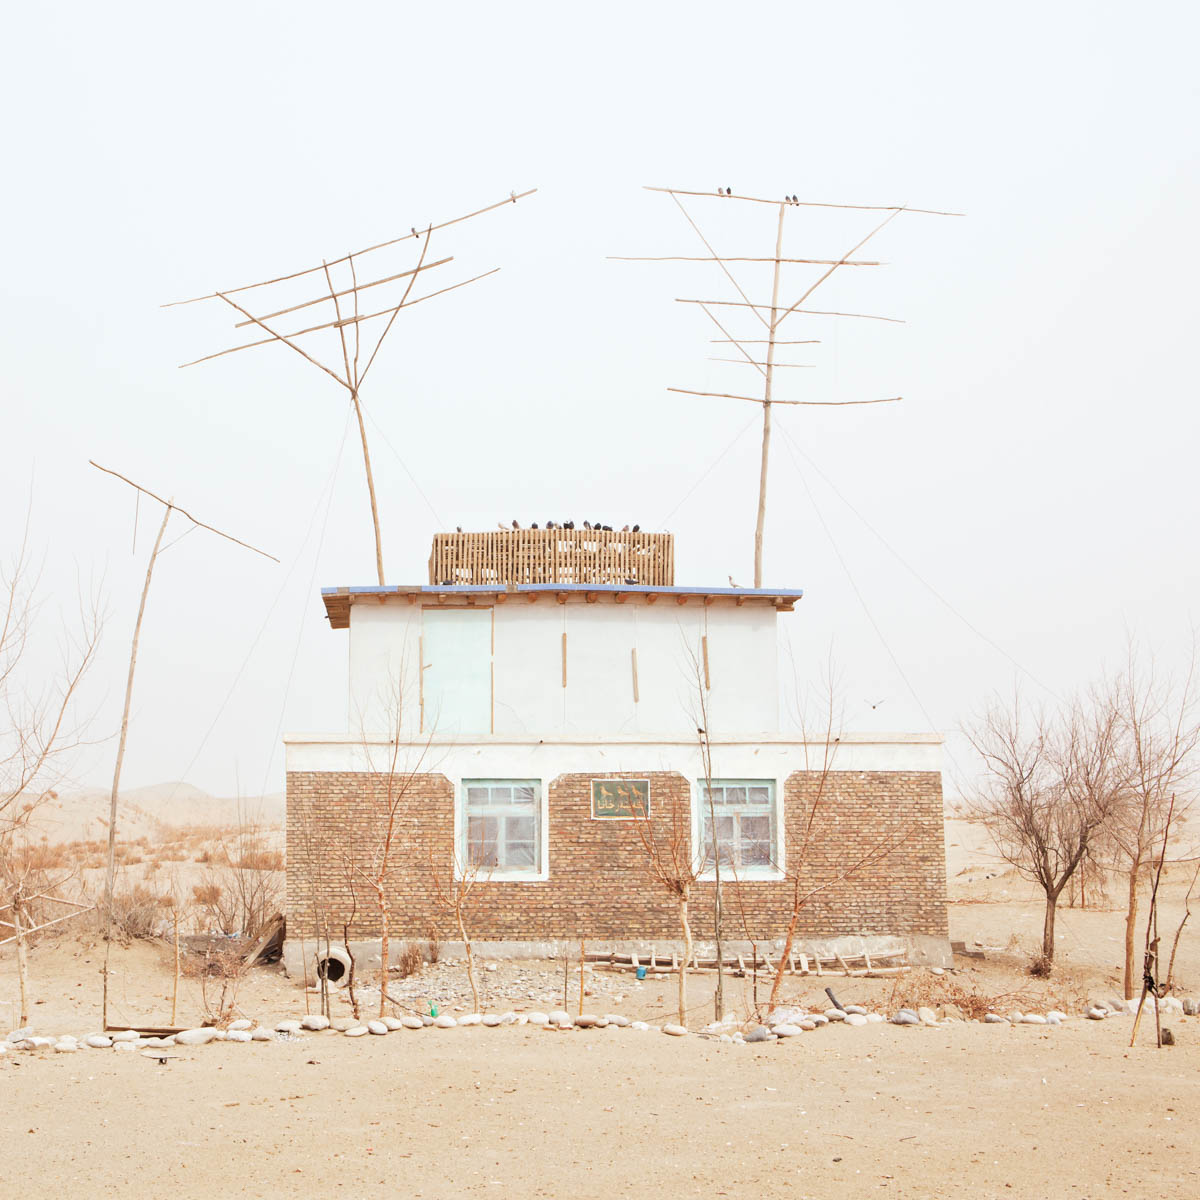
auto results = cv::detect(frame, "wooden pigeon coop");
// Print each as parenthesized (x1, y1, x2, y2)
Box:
(429, 528, 674, 587)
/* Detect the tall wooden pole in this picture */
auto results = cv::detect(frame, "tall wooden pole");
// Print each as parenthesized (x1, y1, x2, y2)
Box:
(102, 504, 171, 1029)
(349, 390, 386, 585)
(754, 202, 787, 588)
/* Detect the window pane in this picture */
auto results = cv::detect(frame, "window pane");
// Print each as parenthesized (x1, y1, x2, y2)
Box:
(747, 786, 771, 806)
(489, 785, 512, 805)
(725, 786, 747, 805)
(511, 785, 536, 806)
(740, 815, 771, 866)
(467, 816, 498, 867)
(705, 814, 735, 866)
(506, 840, 536, 868)
(466, 786, 490, 807)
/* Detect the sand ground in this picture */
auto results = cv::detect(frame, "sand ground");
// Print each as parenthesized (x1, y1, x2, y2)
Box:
(3, 817, 1199, 1199)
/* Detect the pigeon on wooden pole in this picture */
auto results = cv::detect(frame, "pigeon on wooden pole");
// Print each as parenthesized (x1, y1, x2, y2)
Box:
(168, 188, 537, 586)
(614, 186, 959, 587)
(90, 461, 277, 1029)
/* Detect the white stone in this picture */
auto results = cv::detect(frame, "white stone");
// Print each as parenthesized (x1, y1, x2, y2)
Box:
(274, 1019, 303, 1034)
(344, 1025, 370, 1037)
(485, 962, 498, 972)
(984, 1013, 1008, 1024)
(226, 1030, 252, 1043)
(434, 1015, 458, 1028)
(604, 1014, 631, 1027)
(228, 1019, 253, 1031)
(1086, 1008, 1107, 1020)
(845, 1013, 868, 1027)
(368, 1020, 388, 1035)
(54, 1041, 78, 1053)
(482, 1014, 503, 1027)
(458, 1013, 482, 1026)
(301, 1014, 331, 1031)
(110, 1030, 139, 1043)
(526, 1012, 549, 1026)
(918, 1007, 939, 1027)
(1046, 1010, 1067, 1022)
(662, 1024, 688, 1037)
(401, 1016, 424, 1030)
(331, 1017, 357, 1032)
(85, 1035, 113, 1049)
(630, 1021, 651, 1031)
(499, 1012, 518, 1025)
(113, 1041, 136, 1053)
(574, 1014, 602, 1028)
(810, 1014, 829, 1026)
(212, 1030, 229, 1041)
(772, 1024, 803, 1037)
(382, 1017, 405, 1031)
(175, 1028, 219, 1046)
(866, 1013, 885, 1024)
(1020, 1014, 1048, 1025)
(251, 1028, 273, 1041)
(844, 1005, 868, 1016)
(825, 1009, 847, 1022)
(548, 1010, 571, 1026)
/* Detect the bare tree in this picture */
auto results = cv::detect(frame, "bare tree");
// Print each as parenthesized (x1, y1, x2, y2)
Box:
(1107, 647, 1200, 998)
(0, 510, 103, 1018)
(628, 780, 697, 1027)
(427, 840, 488, 1013)
(348, 695, 436, 1018)
(967, 690, 1121, 967)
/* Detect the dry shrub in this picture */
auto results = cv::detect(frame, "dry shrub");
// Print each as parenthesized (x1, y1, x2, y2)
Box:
(109, 884, 173, 940)
(183, 944, 248, 1026)
(425, 929, 440, 964)
(1028, 953, 1053, 978)
(394, 941, 423, 978)
(192, 826, 282, 940)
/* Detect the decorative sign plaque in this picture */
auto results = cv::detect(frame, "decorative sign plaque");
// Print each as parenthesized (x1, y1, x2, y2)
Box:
(591, 778, 650, 819)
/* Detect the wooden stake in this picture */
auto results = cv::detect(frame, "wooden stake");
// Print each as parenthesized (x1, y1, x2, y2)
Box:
(171, 908, 180, 1026)
(578, 940, 585, 1014)
(103, 503, 171, 1030)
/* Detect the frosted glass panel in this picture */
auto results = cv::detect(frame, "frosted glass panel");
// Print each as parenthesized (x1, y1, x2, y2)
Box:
(422, 609, 491, 734)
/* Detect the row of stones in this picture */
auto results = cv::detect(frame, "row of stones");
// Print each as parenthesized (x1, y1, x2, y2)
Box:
(5, 995, 1193, 1054)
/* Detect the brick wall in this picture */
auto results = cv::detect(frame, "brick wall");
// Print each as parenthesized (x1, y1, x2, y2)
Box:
(285, 767, 947, 943)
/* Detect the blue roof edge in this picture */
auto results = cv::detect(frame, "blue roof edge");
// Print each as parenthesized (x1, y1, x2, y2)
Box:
(322, 583, 804, 599)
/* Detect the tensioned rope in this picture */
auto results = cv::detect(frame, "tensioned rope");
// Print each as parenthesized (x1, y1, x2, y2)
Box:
(777, 426, 973, 799)
(777, 422, 1059, 701)
(656, 412, 761, 529)
(162, 405, 355, 811)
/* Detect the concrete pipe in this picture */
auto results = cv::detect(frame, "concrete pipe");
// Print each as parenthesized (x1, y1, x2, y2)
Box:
(314, 945, 353, 989)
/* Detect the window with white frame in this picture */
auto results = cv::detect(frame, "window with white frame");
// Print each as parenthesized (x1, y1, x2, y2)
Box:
(463, 780, 541, 875)
(699, 780, 777, 873)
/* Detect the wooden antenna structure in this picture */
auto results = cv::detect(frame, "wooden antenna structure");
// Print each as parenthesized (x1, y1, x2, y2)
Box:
(615, 186, 960, 587)
(91, 461, 276, 1030)
(169, 188, 537, 586)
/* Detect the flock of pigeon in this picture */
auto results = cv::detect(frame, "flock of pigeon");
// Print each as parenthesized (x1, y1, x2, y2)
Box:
(716, 187, 804, 205)
(493, 520, 640, 532)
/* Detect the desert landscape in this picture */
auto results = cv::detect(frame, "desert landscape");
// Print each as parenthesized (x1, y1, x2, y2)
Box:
(2, 802, 1197, 1200)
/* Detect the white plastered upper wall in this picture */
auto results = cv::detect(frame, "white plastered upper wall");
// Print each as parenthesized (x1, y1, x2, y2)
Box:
(346, 595, 780, 740)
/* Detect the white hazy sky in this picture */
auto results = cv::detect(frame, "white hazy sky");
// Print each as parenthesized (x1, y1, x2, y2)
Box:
(3, 1, 1198, 802)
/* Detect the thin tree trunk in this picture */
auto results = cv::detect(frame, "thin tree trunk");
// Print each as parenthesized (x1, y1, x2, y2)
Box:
(766, 894, 802, 1017)
(578, 940, 586, 1014)
(1124, 860, 1141, 999)
(378, 892, 389, 1018)
(457, 905, 478, 1012)
(678, 897, 692, 1027)
(712, 874, 724, 1021)
(14, 895, 29, 1027)
(103, 504, 170, 1029)
(1042, 890, 1058, 962)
